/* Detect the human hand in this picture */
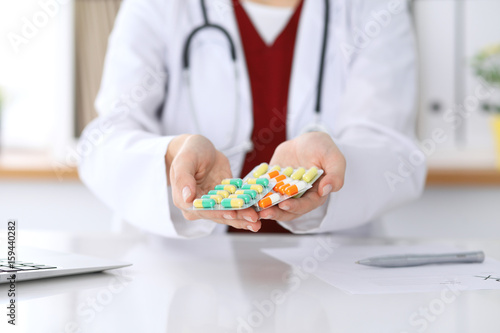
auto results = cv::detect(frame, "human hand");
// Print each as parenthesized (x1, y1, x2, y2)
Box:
(166, 134, 260, 231)
(258, 132, 346, 222)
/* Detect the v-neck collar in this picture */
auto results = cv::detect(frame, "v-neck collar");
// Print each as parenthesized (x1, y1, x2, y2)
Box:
(234, 0, 304, 48)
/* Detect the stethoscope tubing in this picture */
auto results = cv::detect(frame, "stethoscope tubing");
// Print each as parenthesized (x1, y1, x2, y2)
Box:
(182, 0, 331, 156)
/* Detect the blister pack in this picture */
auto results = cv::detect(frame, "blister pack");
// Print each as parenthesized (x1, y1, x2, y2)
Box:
(192, 174, 276, 211)
(254, 166, 324, 211)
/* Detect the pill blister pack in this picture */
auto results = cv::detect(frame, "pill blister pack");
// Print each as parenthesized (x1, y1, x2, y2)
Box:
(192, 163, 323, 211)
(192, 176, 276, 211)
(249, 164, 324, 211)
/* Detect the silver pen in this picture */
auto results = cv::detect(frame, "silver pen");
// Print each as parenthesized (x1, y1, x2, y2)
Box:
(356, 251, 485, 268)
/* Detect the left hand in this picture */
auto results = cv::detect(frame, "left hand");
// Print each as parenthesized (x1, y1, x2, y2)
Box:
(258, 132, 346, 222)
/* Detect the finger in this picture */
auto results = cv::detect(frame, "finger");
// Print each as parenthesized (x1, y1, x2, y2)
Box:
(189, 208, 257, 223)
(192, 207, 257, 222)
(277, 192, 327, 216)
(234, 208, 259, 224)
(212, 218, 262, 232)
(183, 209, 237, 221)
(258, 206, 281, 220)
(170, 152, 199, 208)
(183, 209, 261, 231)
(258, 205, 300, 223)
(318, 150, 346, 197)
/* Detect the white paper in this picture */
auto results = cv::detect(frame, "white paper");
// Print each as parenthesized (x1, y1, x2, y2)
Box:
(262, 244, 500, 294)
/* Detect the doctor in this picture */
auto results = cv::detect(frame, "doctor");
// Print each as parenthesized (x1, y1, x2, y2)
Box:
(78, 0, 426, 238)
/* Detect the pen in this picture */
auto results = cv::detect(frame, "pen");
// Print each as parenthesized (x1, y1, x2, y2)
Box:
(355, 251, 485, 268)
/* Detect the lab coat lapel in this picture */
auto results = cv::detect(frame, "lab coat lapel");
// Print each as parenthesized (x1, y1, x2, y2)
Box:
(204, 0, 253, 136)
(288, 0, 324, 137)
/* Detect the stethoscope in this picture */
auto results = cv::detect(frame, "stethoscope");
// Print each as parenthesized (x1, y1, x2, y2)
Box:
(182, 0, 330, 156)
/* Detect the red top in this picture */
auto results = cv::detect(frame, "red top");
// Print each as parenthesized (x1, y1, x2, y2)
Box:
(230, 0, 304, 233)
(236, 0, 304, 176)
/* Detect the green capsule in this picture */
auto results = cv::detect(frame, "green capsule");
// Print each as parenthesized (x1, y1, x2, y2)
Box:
(246, 178, 269, 187)
(235, 190, 257, 199)
(193, 199, 216, 209)
(242, 184, 263, 193)
(229, 194, 251, 204)
(201, 194, 223, 204)
(208, 190, 229, 198)
(214, 184, 236, 194)
(221, 198, 245, 209)
(221, 178, 243, 188)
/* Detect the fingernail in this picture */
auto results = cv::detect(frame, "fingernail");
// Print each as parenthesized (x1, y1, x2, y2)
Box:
(223, 214, 234, 220)
(247, 225, 256, 232)
(322, 184, 332, 197)
(264, 215, 274, 220)
(281, 205, 290, 211)
(244, 216, 256, 223)
(182, 186, 191, 202)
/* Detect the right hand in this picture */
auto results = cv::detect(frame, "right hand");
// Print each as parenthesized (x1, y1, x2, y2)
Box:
(166, 134, 261, 232)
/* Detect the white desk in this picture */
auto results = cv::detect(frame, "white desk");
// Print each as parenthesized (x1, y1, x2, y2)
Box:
(1, 231, 500, 333)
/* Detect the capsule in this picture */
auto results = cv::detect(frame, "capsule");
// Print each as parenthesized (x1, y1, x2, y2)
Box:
(270, 165, 281, 172)
(235, 189, 257, 199)
(246, 178, 269, 187)
(291, 167, 306, 180)
(302, 167, 318, 183)
(274, 178, 293, 192)
(214, 184, 236, 194)
(221, 178, 243, 188)
(253, 163, 269, 178)
(285, 181, 308, 196)
(258, 193, 281, 209)
(193, 198, 216, 209)
(261, 170, 280, 180)
(282, 167, 294, 177)
(274, 174, 286, 182)
(201, 194, 223, 204)
(208, 190, 229, 198)
(278, 180, 297, 195)
(263, 192, 273, 198)
(229, 194, 251, 204)
(242, 184, 264, 193)
(274, 181, 284, 192)
(221, 198, 245, 209)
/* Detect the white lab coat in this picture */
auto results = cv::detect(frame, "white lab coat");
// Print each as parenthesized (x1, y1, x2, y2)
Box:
(78, 0, 426, 238)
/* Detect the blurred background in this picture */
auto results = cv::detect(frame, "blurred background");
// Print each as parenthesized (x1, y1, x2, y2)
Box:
(1, 0, 499, 237)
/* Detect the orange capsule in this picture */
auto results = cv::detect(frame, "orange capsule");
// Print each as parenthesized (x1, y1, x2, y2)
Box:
(285, 181, 308, 196)
(274, 174, 286, 182)
(274, 179, 292, 192)
(262, 170, 280, 180)
(274, 181, 285, 192)
(279, 181, 295, 195)
(263, 192, 273, 198)
(258, 193, 281, 209)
